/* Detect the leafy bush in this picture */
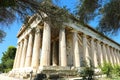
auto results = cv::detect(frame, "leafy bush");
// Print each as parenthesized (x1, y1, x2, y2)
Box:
(80, 67, 94, 80)
(112, 65, 120, 77)
(100, 62, 113, 77)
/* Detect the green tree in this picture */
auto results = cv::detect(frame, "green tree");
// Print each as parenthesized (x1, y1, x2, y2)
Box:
(0, 46, 16, 72)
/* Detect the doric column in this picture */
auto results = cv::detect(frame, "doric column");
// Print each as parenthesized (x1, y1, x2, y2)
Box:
(114, 49, 119, 65)
(25, 32, 34, 67)
(97, 41, 103, 66)
(118, 51, 120, 65)
(116, 50, 120, 65)
(109, 47, 114, 65)
(91, 38, 98, 67)
(83, 34, 90, 66)
(103, 44, 109, 63)
(31, 27, 41, 69)
(73, 32, 80, 67)
(16, 41, 23, 68)
(13, 44, 20, 68)
(59, 28, 67, 66)
(40, 22, 51, 66)
(111, 48, 115, 65)
(20, 37, 28, 68)
(101, 42, 106, 63)
(113, 48, 117, 65)
(52, 42, 58, 66)
(106, 45, 112, 64)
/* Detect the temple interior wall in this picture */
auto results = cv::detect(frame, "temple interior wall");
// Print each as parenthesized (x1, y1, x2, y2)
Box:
(66, 33, 74, 67)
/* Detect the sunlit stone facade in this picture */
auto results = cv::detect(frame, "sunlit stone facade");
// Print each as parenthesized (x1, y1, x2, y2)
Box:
(11, 14, 120, 78)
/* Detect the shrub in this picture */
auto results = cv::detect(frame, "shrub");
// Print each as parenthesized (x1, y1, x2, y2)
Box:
(112, 65, 120, 77)
(100, 62, 113, 77)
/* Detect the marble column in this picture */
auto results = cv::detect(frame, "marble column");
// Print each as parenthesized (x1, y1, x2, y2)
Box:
(116, 50, 120, 65)
(16, 41, 23, 68)
(83, 34, 90, 66)
(111, 48, 115, 65)
(59, 28, 67, 66)
(91, 38, 98, 67)
(118, 51, 120, 65)
(109, 47, 114, 66)
(113, 48, 117, 65)
(73, 32, 80, 67)
(31, 28, 41, 69)
(52, 42, 58, 66)
(20, 37, 28, 68)
(13, 44, 20, 68)
(25, 33, 34, 67)
(40, 22, 51, 66)
(97, 41, 103, 66)
(103, 44, 109, 63)
(106, 45, 112, 64)
(115, 49, 118, 65)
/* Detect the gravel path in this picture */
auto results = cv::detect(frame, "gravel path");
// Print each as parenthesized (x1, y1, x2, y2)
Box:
(0, 74, 22, 80)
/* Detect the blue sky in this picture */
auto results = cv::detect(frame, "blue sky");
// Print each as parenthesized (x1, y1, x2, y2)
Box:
(0, 21, 22, 60)
(0, 0, 120, 61)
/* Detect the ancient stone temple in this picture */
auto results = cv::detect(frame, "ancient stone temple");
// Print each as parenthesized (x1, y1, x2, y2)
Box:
(11, 14, 120, 78)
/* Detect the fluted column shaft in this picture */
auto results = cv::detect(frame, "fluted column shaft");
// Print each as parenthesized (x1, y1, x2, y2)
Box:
(73, 32, 80, 67)
(109, 47, 114, 65)
(111, 48, 115, 65)
(52, 42, 58, 66)
(118, 51, 120, 65)
(59, 28, 67, 66)
(83, 34, 90, 66)
(13, 44, 20, 68)
(16, 41, 23, 68)
(106, 45, 112, 64)
(40, 22, 51, 66)
(103, 44, 109, 63)
(114, 49, 118, 65)
(97, 41, 103, 66)
(20, 37, 28, 68)
(31, 28, 41, 69)
(91, 38, 98, 67)
(25, 33, 34, 67)
(113, 48, 117, 65)
(116, 50, 120, 65)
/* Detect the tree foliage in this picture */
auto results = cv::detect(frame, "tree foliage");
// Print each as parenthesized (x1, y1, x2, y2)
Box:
(0, 30, 6, 43)
(100, 62, 113, 77)
(0, 46, 16, 72)
(0, 0, 120, 38)
(98, 0, 120, 35)
(76, 0, 100, 23)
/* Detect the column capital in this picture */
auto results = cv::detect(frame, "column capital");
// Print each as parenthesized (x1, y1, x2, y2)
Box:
(96, 40, 101, 44)
(83, 34, 87, 38)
